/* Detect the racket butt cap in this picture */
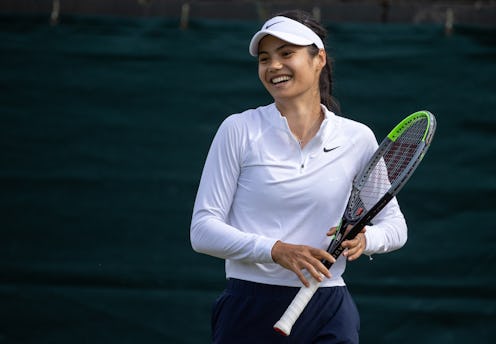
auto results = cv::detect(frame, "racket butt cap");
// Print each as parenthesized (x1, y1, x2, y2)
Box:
(273, 323, 291, 336)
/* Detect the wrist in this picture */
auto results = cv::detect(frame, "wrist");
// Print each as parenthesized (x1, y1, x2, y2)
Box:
(271, 240, 282, 263)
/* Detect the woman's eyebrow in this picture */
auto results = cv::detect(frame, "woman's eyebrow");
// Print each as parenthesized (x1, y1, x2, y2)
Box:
(276, 43, 297, 51)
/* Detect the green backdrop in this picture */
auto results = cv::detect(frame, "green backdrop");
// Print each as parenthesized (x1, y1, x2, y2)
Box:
(1, 14, 495, 343)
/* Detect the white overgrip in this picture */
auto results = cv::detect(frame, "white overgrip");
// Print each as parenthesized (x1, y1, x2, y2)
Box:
(273, 277, 321, 336)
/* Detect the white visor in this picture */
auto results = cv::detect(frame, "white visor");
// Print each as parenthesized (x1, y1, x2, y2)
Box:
(249, 16, 324, 56)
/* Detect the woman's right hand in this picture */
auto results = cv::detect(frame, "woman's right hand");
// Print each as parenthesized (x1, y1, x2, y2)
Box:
(271, 240, 335, 287)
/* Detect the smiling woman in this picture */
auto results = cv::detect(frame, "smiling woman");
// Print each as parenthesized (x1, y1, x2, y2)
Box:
(251, 12, 340, 116)
(190, 9, 408, 343)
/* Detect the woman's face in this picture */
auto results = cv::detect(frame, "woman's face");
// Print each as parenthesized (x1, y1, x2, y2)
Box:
(257, 35, 325, 103)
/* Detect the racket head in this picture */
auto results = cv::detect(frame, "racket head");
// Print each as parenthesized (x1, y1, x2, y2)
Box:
(344, 110, 436, 224)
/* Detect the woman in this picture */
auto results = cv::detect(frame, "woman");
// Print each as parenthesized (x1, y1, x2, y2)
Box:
(190, 10, 407, 343)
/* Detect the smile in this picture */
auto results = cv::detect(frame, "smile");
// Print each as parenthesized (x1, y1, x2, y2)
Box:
(271, 75, 292, 84)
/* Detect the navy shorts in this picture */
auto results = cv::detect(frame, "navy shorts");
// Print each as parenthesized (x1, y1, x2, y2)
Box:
(211, 279, 360, 343)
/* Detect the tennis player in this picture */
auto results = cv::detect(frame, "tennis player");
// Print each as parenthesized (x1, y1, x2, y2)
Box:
(190, 10, 407, 343)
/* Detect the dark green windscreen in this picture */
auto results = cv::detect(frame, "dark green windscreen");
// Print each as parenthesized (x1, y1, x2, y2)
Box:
(1, 14, 494, 343)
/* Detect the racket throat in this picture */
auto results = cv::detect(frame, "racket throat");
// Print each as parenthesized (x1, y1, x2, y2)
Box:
(325, 192, 394, 261)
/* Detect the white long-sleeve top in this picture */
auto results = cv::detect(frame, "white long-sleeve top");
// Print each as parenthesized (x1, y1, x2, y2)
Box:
(190, 103, 407, 287)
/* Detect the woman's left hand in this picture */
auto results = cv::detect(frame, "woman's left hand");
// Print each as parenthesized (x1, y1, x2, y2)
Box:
(327, 226, 367, 261)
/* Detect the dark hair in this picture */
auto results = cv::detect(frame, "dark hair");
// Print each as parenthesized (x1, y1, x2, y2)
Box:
(275, 10, 340, 114)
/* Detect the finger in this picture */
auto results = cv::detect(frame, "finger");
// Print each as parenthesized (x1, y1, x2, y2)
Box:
(311, 250, 335, 275)
(345, 237, 364, 261)
(315, 260, 332, 279)
(294, 269, 310, 287)
(341, 238, 356, 249)
(342, 238, 360, 255)
(345, 246, 359, 260)
(347, 248, 363, 261)
(311, 256, 334, 280)
(303, 262, 324, 283)
(317, 250, 336, 264)
(327, 227, 337, 236)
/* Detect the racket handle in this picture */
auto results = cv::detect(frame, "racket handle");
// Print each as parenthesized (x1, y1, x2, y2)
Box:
(273, 277, 321, 336)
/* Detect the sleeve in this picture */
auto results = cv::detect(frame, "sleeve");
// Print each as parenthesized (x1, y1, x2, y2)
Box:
(363, 198, 408, 255)
(190, 116, 278, 263)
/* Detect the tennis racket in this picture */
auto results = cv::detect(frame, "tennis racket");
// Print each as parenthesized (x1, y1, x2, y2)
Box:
(273, 110, 437, 336)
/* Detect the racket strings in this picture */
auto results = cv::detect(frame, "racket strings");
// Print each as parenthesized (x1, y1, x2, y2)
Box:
(384, 118, 427, 180)
(347, 118, 428, 221)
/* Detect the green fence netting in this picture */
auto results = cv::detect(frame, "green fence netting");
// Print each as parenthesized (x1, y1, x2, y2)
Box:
(0, 14, 495, 343)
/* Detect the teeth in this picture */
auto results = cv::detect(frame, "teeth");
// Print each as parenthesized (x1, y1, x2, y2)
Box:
(271, 75, 291, 84)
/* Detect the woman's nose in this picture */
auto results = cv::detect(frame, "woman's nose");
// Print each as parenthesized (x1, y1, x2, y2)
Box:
(268, 59, 283, 71)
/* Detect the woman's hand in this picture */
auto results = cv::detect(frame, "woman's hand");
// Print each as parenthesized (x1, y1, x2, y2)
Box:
(271, 241, 335, 287)
(327, 226, 367, 261)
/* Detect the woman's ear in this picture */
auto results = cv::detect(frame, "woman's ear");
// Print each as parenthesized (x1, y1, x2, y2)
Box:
(317, 49, 327, 70)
